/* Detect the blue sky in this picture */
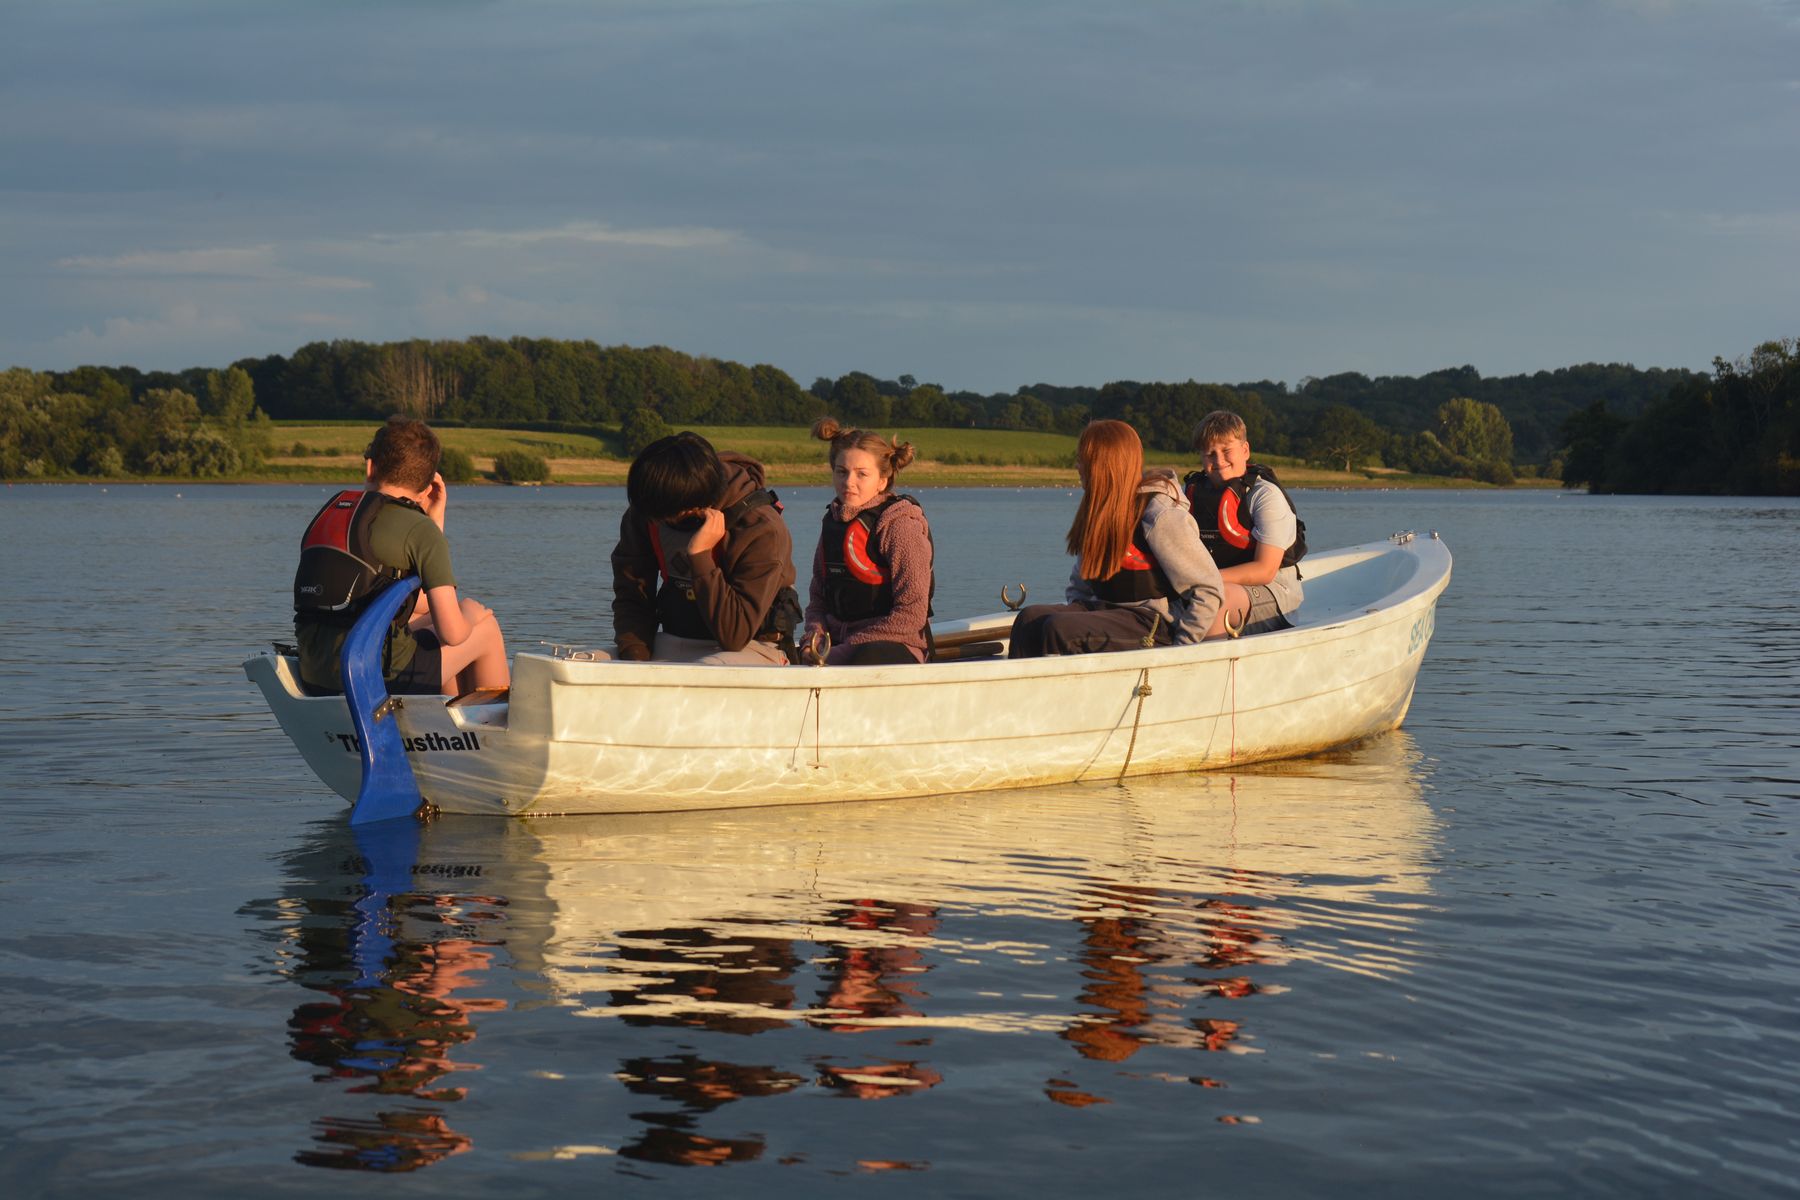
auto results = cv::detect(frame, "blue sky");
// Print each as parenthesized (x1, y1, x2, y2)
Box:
(3, 0, 1796, 393)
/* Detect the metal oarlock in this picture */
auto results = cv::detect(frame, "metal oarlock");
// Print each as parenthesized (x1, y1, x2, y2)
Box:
(1001, 583, 1029, 611)
(541, 642, 604, 661)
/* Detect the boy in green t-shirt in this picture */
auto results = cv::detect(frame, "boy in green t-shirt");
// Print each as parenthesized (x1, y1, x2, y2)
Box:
(294, 416, 510, 695)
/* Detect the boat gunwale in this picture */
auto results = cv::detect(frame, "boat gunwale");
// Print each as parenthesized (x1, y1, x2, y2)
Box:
(244, 536, 1449, 702)
(522, 536, 1450, 692)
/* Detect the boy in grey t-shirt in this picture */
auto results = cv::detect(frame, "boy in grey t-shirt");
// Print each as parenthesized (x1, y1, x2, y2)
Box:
(1185, 410, 1305, 637)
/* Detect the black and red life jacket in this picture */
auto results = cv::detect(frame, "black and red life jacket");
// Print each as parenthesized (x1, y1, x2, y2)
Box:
(1182, 464, 1307, 572)
(646, 488, 799, 643)
(1085, 525, 1175, 604)
(293, 489, 421, 619)
(819, 494, 934, 624)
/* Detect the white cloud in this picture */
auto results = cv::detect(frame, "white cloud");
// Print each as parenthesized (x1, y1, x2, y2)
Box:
(411, 283, 562, 331)
(54, 244, 377, 291)
(375, 220, 741, 252)
(56, 245, 278, 276)
(51, 302, 244, 356)
(1698, 210, 1800, 238)
(294, 275, 375, 291)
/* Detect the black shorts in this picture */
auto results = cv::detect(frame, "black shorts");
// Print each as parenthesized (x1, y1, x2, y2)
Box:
(388, 630, 446, 694)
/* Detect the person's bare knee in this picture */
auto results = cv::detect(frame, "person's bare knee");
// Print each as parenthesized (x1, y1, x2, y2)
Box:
(1206, 583, 1252, 639)
(464, 617, 509, 691)
(440, 603, 510, 693)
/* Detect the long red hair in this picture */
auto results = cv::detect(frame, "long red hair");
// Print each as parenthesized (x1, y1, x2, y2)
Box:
(1066, 420, 1147, 580)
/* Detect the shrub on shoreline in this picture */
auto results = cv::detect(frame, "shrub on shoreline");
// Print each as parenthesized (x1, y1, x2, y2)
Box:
(440, 446, 477, 483)
(491, 449, 550, 484)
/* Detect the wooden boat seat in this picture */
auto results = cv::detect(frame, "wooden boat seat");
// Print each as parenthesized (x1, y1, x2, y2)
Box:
(449, 686, 511, 707)
(930, 640, 1005, 663)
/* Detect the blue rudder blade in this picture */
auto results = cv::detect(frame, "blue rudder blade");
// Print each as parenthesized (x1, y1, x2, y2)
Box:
(347, 816, 423, 988)
(343, 577, 425, 825)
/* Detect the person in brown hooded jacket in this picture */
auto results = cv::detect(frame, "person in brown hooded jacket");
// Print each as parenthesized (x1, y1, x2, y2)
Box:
(610, 431, 800, 665)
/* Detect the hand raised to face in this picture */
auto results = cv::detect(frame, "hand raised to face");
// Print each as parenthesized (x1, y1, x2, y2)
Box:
(683, 507, 727, 556)
(424, 472, 449, 528)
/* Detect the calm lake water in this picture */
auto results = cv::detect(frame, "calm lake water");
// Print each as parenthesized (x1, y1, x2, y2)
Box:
(1, 483, 1796, 1198)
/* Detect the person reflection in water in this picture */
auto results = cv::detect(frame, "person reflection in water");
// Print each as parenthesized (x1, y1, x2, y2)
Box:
(1049, 882, 1272, 1106)
(282, 881, 505, 1172)
(605, 900, 945, 1167)
(813, 898, 944, 1100)
(616, 1054, 807, 1167)
(608, 925, 808, 1165)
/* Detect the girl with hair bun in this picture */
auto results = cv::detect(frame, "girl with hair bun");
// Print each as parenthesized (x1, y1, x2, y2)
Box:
(801, 417, 935, 665)
(1008, 420, 1223, 658)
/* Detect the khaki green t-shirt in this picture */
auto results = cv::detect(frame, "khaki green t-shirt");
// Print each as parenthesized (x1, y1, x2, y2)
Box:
(295, 496, 457, 690)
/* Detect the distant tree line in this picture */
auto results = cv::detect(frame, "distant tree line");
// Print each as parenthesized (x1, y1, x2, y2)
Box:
(7, 333, 1771, 490)
(233, 337, 828, 428)
(0, 364, 270, 479)
(1044, 363, 1699, 479)
(1560, 338, 1799, 495)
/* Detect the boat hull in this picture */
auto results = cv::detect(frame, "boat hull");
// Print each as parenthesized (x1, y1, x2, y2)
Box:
(245, 536, 1450, 816)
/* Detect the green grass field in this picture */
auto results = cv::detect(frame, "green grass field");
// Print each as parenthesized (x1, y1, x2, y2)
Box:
(263, 422, 1097, 485)
(270, 423, 619, 460)
(259, 420, 1544, 489)
(271, 423, 1189, 466)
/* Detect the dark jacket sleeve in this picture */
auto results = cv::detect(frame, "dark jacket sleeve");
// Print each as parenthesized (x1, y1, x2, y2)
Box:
(687, 508, 796, 652)
(609, 507, 660, 660)
(804, 532, 828, 630)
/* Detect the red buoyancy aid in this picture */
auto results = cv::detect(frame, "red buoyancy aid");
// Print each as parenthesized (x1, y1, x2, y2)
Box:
(819, 494, 936, 623)
(1085, 525, 1174, 604)
(294, 489, 419, 617)
(1182, 465, 1307, 572)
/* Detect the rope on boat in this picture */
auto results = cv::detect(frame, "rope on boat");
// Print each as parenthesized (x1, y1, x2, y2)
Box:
(789, 686, 827, 770)
(1120, 667, 1152, 779)
(1228, 656, 1238, 763)
(1115, 610, 1165, 780)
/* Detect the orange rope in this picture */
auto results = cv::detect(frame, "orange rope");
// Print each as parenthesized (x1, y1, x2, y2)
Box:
(1229, 657, 1238, 763)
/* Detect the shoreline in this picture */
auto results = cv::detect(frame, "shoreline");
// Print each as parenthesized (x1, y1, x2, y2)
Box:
(8, 460, 1564, 491)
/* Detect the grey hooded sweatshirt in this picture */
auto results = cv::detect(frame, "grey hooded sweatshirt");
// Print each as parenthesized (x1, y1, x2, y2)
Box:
(1064, 468, 1224, 645)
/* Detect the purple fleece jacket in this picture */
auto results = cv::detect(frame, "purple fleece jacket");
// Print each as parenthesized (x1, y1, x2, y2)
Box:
(804, 493, 934, 664)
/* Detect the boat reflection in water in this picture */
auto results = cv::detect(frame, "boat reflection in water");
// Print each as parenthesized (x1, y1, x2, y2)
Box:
(253, 733, 1437, 1172)
(250, 817, 506, 1172)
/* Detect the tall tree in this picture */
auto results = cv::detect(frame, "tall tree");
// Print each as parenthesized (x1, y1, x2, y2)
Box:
(830, 373, 890, 425)
(370, 342, 451, 420)
(1559, 401, 1627, 490)
(202, 366, 256, 422)
(1436, 396, 1514, 466)
(1307, 405, 1384, 472)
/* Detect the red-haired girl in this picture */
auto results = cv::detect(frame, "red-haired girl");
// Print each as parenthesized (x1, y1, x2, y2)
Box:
(1008, 420, 1222, 657)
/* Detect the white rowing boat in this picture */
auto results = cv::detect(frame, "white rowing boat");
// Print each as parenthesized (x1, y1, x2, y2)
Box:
(244, 533, 1449, 820)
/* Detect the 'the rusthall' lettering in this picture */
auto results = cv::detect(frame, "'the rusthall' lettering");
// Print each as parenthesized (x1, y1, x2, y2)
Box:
(329, 730, 482, 754)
